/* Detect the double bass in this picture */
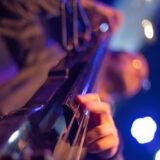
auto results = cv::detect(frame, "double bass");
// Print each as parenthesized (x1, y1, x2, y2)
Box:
(0, 0, 111, 159)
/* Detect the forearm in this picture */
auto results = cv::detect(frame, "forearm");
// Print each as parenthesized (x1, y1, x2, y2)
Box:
(86, 144, 123, 160)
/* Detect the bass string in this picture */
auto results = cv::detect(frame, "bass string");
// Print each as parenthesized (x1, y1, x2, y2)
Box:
(52, 105, 80, 159)
(52, 107, 90, 160)
(63, 104, 80, 142)
(66, 109, 90, 160)
(75, 110, 90, 160)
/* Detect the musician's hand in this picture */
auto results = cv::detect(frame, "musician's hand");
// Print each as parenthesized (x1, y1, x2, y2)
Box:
(76, 93, 119, 159)
(80, 0, 123, 32)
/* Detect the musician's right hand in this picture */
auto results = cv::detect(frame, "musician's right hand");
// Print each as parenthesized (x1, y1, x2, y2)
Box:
(76, 93, 119, 159)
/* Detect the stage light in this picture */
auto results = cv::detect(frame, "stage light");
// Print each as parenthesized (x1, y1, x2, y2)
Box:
(155, 150, 160, 160)
(99, 23, 109, 32)
(131, 116, 157, 144)
(132, 59, 142, 70)
(8, 130, 20, 144)
(142, 19, 154, 39)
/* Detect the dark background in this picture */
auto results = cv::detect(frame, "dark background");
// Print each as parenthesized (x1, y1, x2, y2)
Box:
(103, 0, 160, 159)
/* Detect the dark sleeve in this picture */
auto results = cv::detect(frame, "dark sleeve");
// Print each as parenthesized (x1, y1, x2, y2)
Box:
(85, 133, 124, 160)
(85, 144, 124, 160)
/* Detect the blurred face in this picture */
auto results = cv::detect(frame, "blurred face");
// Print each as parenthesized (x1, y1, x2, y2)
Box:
(120, 56, 143, 97)
(99, 52, 149, 101)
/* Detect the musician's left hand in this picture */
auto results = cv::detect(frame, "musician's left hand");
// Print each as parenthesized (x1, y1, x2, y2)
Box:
(80, 0, 123, 32)
(76, 93, 119, 159)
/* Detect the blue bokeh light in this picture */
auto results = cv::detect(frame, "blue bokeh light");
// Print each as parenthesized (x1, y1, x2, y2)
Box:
(99, 23, 109, 32)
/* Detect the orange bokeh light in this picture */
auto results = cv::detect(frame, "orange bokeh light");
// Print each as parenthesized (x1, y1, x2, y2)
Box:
(132, 59, 142, 70)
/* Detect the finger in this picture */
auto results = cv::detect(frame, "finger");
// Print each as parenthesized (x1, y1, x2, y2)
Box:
(76, 93, 100, 104)
(104, 9, 123, 32)
(86, 123, 116, 145)
(87, 134, 119, 154)
(83, 101, 110, 114)
(111, 11, 123, 32)
(84, 101, 113, 126)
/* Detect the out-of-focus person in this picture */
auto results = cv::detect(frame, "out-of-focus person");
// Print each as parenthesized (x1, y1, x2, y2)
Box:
(98, 51, 149, 102)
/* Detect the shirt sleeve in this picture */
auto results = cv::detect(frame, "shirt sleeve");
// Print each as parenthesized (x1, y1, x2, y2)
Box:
(84, 134, 124, 160)
(85, 145, 124, 160)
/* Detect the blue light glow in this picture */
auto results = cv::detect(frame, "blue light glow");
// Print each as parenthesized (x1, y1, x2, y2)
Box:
(99, 23, 109, 32)
(30, 105, 45, 114)
(82, 82, 90, 95)
(85, 109, 89, 116)
(131, 116, 157, 144)
(142, 79, 151, 91)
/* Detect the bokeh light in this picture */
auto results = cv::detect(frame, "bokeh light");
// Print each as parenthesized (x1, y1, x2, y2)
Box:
(132, 59, 142, 70)
(99, 23, 109, 32)
(131, 116, 157, 144)
(142, 79, 151, 91)
(155, 150, 160, 160)
(8, 130, 20, 144)
(142, 19, 154, 39)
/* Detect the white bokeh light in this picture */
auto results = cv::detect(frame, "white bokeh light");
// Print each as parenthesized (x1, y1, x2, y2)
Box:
(142, 19, 154, 39)
(155, 150, 160, 160)
(99, 23, 109, 32)
(131, 116, 157, 144)
(8, 130, 20, 143)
